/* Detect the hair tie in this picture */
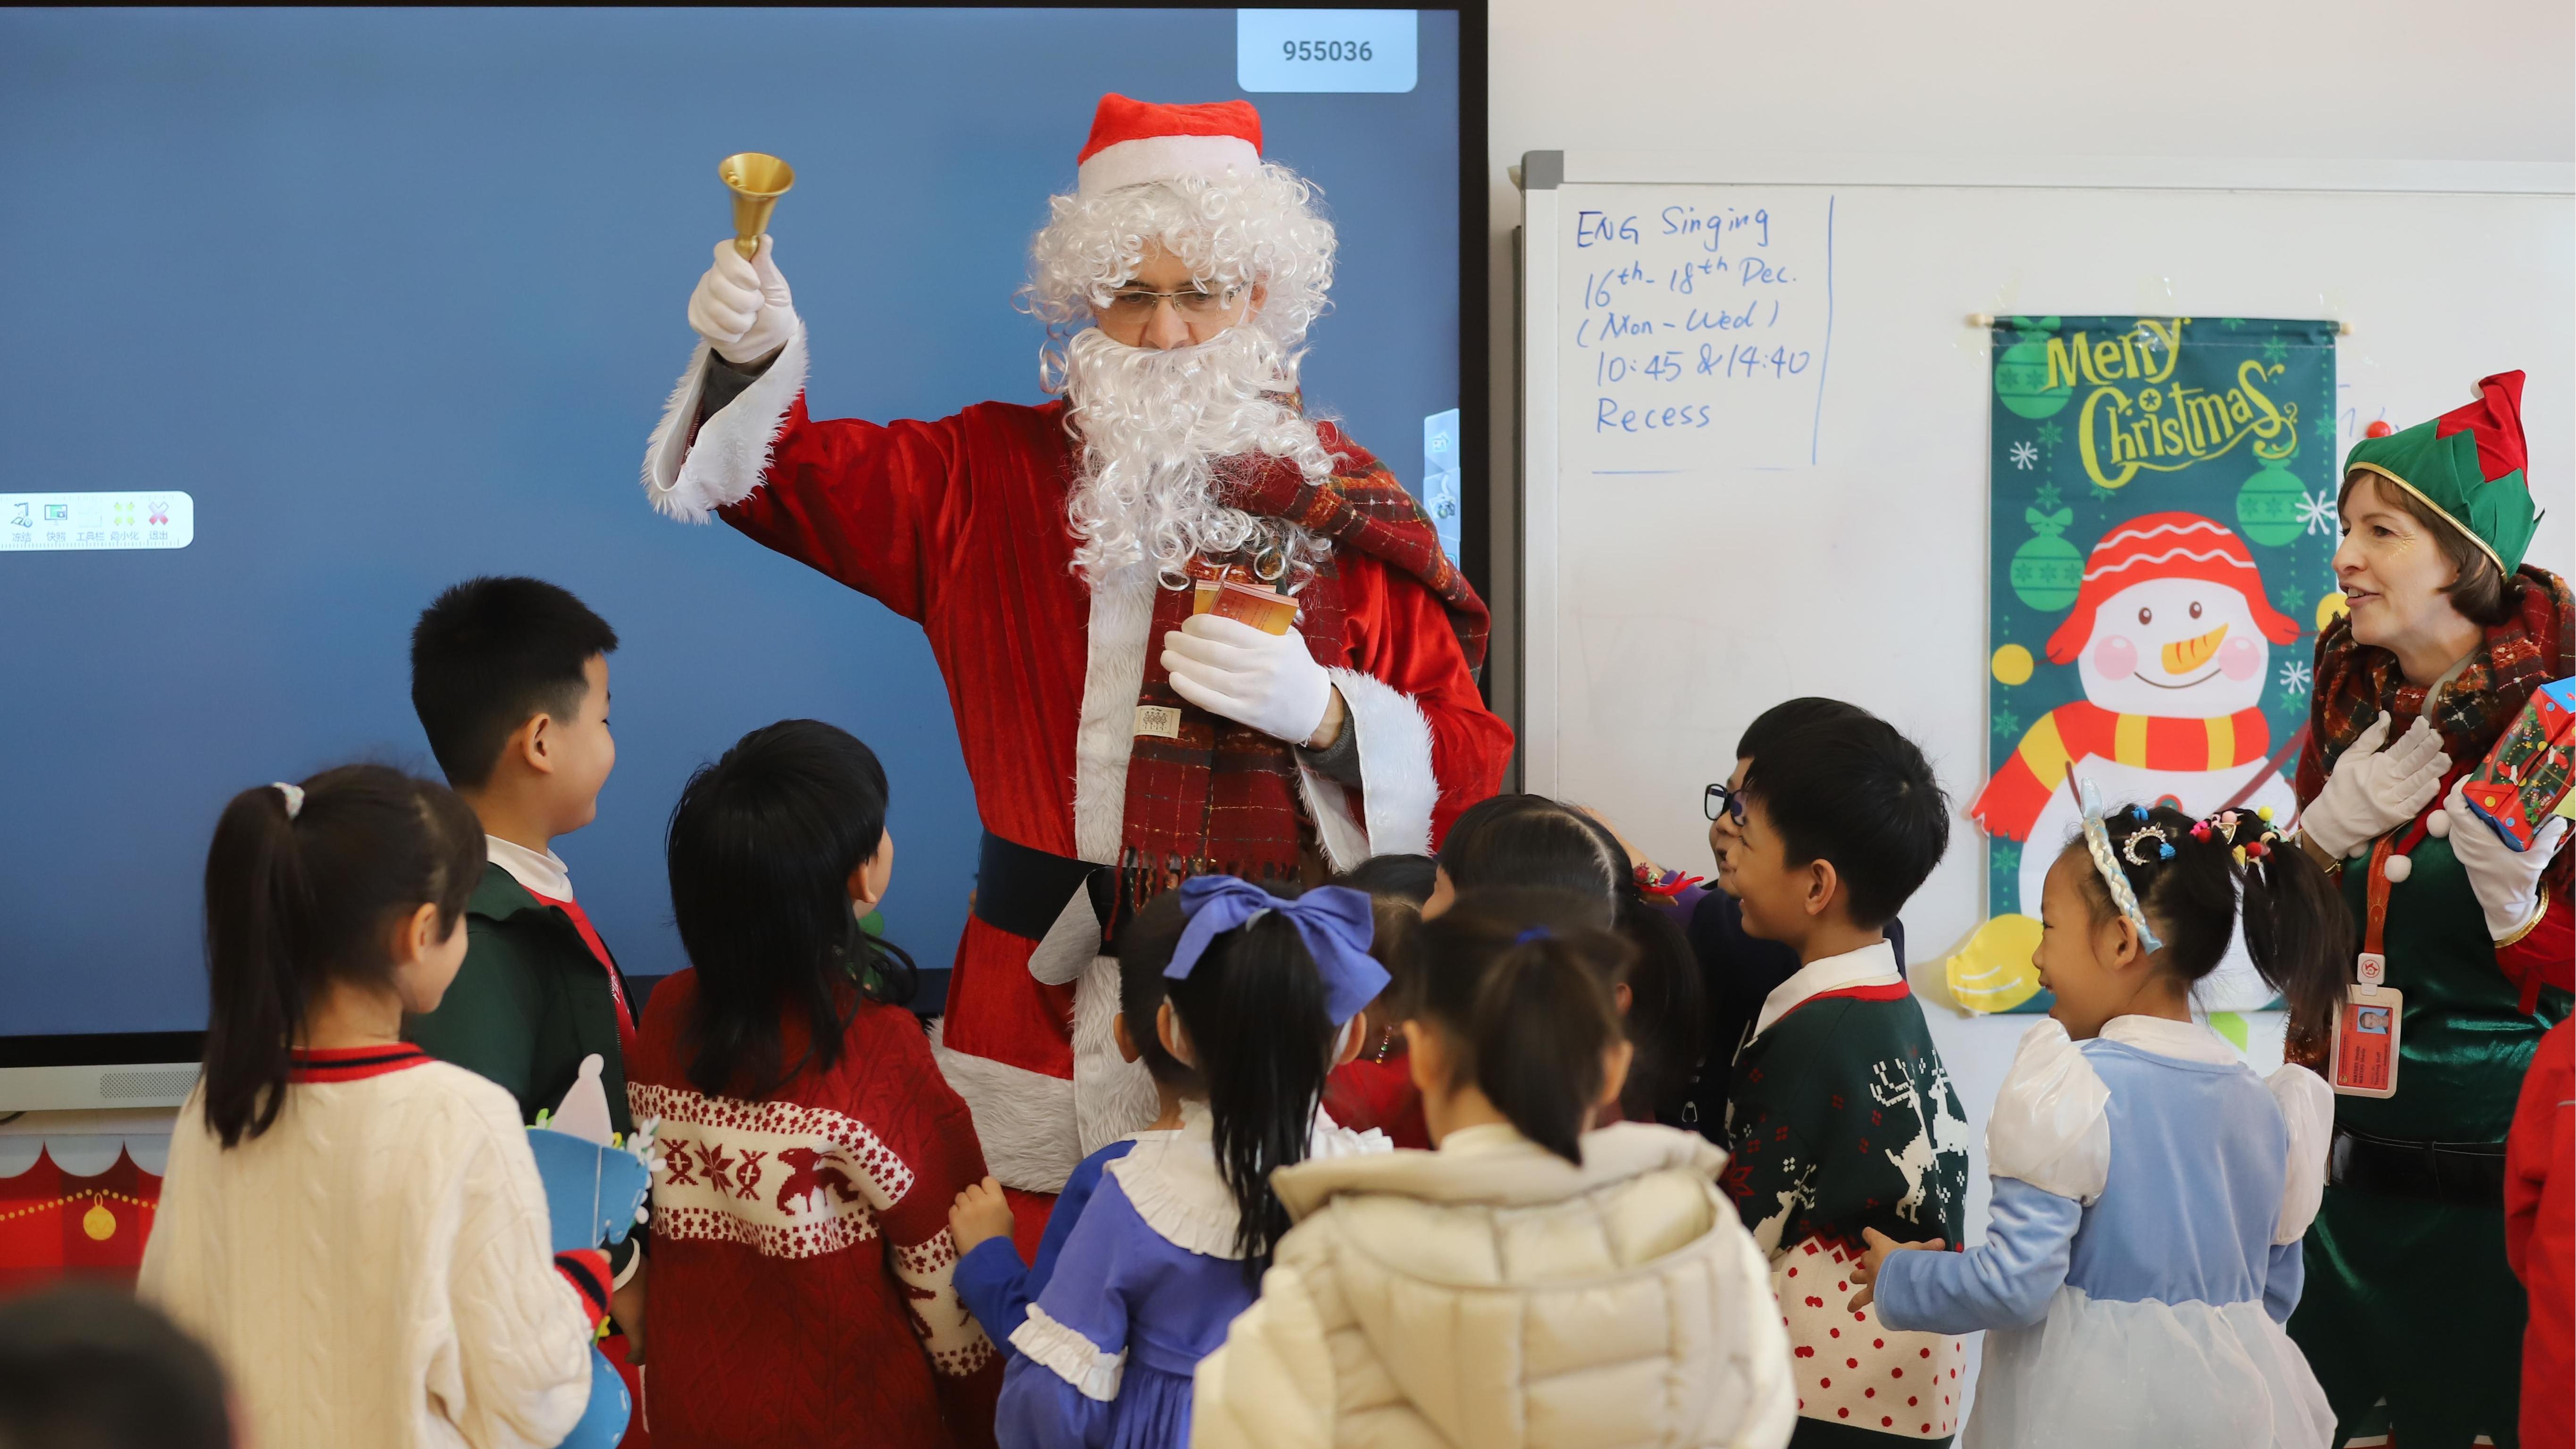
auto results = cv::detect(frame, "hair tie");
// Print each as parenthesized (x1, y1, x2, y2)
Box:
(1166, 877, 1388, 1026)
(2069, 771, 2164, 953)
(1514, 925, 1553, 945)
(271, 781, 305, 820)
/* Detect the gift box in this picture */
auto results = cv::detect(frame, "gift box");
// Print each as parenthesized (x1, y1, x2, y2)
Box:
(2463, 676, 2576, 851)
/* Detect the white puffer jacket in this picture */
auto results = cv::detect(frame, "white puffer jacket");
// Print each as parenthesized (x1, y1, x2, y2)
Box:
(1192, 1122, 1795, 1449)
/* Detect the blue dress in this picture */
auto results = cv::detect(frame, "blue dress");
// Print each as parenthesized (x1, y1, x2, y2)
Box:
(1875, 1015, 2335, 1449)
(993, 1105, 1383, 1449)
(954, 1137, 1143, 1346)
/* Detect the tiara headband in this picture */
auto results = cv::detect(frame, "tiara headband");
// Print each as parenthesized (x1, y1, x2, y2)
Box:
(2068, 769, 2164, 954)
(271, 781, 305, 820)
(1166, 878, 1388, 1026)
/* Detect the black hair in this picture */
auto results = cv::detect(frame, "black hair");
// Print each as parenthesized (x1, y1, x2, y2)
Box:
(2064, 803, 2352, 1049)
(666, 720, 917, 1100)
(1159, 880, 1342, 1277)
(0, 1285, 232, 1449)
(410, 576, 619, 788)
(1736, 696, 1881, 762)
(1739, 710, 1949, 928)
(1329, 852, 1439, 906)
(202, 764, 484, 1147)
(1436, 796, 1706, 1121)
(1115, 891, 1202, 1090)
(1401, 888, 1632, 1163)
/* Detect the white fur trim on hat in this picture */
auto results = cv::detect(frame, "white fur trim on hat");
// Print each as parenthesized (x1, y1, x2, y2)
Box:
(1078, 134, 1262, 198)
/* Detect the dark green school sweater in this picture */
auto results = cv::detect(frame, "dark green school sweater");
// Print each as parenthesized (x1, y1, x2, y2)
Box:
(406, 863, 639, 1142)
(1720, 953, 1970, 1256)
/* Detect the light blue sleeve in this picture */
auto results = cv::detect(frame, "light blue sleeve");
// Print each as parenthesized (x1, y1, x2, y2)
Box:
(1874, 1176, 2083, 1334)
(2262, 1238, 2306, 1324)
(992, 1182, 1142, 1449)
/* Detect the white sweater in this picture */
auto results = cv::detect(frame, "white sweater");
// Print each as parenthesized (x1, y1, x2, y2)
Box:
(139, 1051, 595, 1449)
(1193, 1121, 1797, 1449)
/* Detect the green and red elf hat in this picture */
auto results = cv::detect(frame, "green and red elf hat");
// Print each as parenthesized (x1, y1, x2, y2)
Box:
(2343, 371, 2540, 573)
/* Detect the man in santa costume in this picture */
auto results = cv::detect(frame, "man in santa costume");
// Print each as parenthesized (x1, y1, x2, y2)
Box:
(639, 95, 1511, 1222)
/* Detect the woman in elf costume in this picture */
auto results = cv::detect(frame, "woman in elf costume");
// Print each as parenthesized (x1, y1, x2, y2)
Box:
(2287, 371, 2572, 1446)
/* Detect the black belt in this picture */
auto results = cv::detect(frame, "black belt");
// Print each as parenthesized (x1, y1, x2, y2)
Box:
(2327, 1125, 2506, 1210)
(972, 830, 1114, 946)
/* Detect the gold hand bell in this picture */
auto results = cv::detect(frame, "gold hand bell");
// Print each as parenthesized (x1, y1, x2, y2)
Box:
(718, 152, 795, 260)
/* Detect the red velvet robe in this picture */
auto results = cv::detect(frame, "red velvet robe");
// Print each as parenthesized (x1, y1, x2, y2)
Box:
(644, 327, 1512, 1190)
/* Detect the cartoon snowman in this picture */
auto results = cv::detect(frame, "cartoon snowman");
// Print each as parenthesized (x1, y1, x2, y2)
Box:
(1961, 512, 2303, 1011)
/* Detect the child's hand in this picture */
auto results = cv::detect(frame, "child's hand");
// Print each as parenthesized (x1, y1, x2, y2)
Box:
(949, 1176, 1015, 1254)
(1845, 1226, 1944, 1312)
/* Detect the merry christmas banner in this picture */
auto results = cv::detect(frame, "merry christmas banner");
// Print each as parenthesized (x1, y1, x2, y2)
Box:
(1953, 316, 2339, 1015)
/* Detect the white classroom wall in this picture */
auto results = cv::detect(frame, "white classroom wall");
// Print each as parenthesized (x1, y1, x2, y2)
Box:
(1483, 0, 2573, 1414)
(1486, 0, 2576, 731)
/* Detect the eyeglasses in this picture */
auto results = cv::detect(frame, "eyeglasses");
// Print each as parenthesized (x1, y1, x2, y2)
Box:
(1704, 782, 1746, 825)
(1097, 284, 1247, 323)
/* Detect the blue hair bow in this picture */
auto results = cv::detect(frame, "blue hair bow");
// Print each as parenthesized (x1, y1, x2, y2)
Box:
(1167, 877, 1388, 1026)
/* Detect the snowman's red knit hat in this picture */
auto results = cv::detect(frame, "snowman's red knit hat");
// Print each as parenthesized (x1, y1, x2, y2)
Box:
(1077, 94, 1264, 199)
(2043, 512, 2301, 664)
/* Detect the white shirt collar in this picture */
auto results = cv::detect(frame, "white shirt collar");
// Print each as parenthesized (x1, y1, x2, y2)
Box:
(2098, 1014, 2239, 1065)
(1752, 939, 1903, 1041)
(1437, 1122, 1528, 1157)
(485, 835, 571, 901)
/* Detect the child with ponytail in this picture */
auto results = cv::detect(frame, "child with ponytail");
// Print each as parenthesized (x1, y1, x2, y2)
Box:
(139, 766, 603, 1449)
(1848, 791, 2347, 1448)
(1193, 889, 1797, 1449)
(992, 876, 1389, 1449)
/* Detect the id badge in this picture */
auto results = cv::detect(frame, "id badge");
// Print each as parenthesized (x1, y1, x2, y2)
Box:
(2327, 984, 2402, 1098)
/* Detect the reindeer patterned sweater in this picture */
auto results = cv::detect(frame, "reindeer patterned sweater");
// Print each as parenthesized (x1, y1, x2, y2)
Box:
(1721, 940, 1973, 1443)
(627, 970, 1001, 1449)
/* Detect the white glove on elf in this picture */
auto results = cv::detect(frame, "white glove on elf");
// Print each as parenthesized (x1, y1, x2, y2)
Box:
(686, 235, 799, 365)
(1162, 615, 1336, 747)
(2441, 777, 2569, 940)
(2298, 715, 2449, 860)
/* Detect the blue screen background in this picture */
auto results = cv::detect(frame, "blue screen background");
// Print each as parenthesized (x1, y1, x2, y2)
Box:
(0, 7, 1460, 1033)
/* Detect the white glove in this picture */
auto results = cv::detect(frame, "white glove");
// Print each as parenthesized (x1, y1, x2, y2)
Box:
(2298, 715, 2448, 860)
(1162, 615, 1335, 746)
(2442, 777, 2569, 940)
(686, 235, 798, 365)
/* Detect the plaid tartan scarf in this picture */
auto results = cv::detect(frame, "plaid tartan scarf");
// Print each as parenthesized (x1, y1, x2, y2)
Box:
(1109, 417, 1487, 929)
(2300, 566, 2573, 899)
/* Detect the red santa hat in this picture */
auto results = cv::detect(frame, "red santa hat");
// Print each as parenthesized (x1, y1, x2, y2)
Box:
(2043, 511, 2301, 664)
(1077, 94, 1264, 199)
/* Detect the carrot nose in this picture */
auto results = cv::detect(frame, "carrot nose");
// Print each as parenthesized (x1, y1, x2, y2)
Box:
(2160, 624, 2229, 674)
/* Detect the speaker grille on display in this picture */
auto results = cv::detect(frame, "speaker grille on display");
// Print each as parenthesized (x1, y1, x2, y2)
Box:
(100, 1068, 200, 1100)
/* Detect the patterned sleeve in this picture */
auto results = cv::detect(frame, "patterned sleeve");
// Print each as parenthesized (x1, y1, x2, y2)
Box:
(868, 1022, 1004, 1448)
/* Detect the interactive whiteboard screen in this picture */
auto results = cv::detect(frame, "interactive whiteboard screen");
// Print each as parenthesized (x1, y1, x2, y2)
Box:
(0, 8, 1467, 1041)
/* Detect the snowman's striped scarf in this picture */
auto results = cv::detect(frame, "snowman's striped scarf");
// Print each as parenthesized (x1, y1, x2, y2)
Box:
(1971, 700, 2273, 842)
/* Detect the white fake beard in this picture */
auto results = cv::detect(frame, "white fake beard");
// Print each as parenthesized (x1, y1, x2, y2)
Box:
(1060, 324, 1333, 589)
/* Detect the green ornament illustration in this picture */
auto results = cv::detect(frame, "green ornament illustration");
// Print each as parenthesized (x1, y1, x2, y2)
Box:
(2009, 506, 2083, 611)
(2235, 457, 2306, 547)
(1993, 318, 2071, 420)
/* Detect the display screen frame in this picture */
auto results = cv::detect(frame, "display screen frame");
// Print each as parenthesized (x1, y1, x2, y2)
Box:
(0, 0, 1490, 1096)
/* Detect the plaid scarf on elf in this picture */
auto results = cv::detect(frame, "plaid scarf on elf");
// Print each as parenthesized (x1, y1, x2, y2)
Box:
(1111, 419, 1487, 928)
(2297, 566, 2574, 907)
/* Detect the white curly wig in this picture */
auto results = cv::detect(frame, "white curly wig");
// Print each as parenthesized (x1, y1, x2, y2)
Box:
(1024, 165, 1341, 590)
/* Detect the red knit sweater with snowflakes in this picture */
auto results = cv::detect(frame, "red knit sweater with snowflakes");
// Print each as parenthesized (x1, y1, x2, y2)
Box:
(628, 972, 1000, 1448)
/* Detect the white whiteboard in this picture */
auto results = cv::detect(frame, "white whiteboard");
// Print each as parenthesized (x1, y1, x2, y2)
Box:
(1515, 154, 2576, 969)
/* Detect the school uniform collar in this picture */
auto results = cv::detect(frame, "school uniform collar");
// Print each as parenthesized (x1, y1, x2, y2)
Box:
(1752, 939, 1904, 1041)
(2098, 1014, 2238, 1065)
(485, 835, 572, 901)
(288, 1043, 430, 1082)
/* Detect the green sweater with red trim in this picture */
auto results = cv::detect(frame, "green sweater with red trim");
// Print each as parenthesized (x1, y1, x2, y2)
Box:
(1720, 984, 1971, 1257)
